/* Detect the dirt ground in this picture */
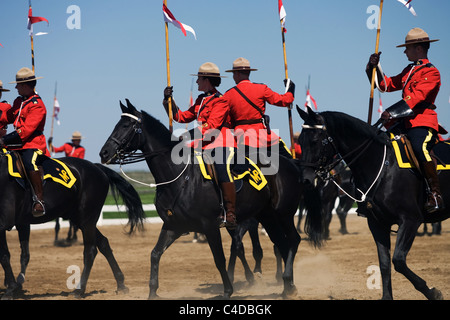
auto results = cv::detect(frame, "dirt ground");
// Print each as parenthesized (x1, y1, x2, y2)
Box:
(2, 215, 450, 300)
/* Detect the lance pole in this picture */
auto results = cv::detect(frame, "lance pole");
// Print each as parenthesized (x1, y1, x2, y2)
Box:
(50, 82, 57, 139)
(30, 34, 35, 72)
(29, 1, 35, 72)
(281, 26, 296, 159)
(48, 81, 57, 155)
(367, 0, 384, 125)
(164, 0, 173, 132)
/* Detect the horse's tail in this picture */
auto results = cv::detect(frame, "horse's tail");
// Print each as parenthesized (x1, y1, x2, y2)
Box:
(303, 185, 325, 248)
(95, 164, 145, 234)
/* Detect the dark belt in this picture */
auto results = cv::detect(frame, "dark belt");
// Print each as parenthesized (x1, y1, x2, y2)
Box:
(234, 118, 264, 126)
(234, 116, 271, 134)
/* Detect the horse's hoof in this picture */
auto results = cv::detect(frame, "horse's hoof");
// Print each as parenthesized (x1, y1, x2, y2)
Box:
(282, 285, 298, 300)
(1, 293, 13, 301)
(116, 285, 129, 295)
(148, 293, 160, 300)
(428, 287, 443, 300)
(72, 289, 86, 298)
(17, 273, 25, 285)
(223, 292, 232, 300)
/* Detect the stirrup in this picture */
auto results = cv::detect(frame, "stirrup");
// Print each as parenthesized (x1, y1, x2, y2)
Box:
(425, 193, 444, 214)
(32, 196, 46, 218)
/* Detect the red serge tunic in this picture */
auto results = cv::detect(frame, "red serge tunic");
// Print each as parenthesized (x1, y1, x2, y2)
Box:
(379, 59, 441, 132)
(0, 94, 48, 154)
(174, 89, 236, 150)
(53, 143, 85, 159)
(224, 80, 294, 148)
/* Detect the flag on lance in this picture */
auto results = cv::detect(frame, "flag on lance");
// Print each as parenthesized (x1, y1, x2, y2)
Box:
(397, 0, 417, 16)
(377, 92, 383, 116)
(305, 89, 318, 110)
(53, 97, 61, 125)
(278, 0, 287, 32)
(27, 5, 49, 36)
(163, 4, 197, 39)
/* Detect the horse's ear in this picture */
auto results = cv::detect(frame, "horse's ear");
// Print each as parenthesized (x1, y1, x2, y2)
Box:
(120, 100, 127, 113)
(296, 104, 309, 121)
(125, 99, 137, 113)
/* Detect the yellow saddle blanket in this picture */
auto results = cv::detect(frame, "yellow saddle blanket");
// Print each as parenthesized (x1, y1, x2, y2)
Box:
(3, 149, 77, 188)
(390, 133, 450, 171)
(195, 153, 267, 191)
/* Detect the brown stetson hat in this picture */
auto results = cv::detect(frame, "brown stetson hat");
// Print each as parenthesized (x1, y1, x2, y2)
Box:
(9, 67, 43, 84)
(225, 57, 258, 72)
(71, 131, 83, 140)
(0, 80, 10, 92)
(396, 28, 439, 48)
(190, 62, 226, 78)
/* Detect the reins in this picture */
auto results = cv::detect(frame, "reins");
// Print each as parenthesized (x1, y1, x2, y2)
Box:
(301, 120, 387, 203)
(113, 113, 191, 188)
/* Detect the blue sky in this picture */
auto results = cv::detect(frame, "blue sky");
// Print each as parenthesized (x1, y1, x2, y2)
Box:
(1, 0, 449, 170)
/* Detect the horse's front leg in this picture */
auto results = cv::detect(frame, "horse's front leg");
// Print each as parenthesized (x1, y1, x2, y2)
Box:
(368, 217, 393, 300)
(204, 227, 233, 299)
(16, 224, 30, 288)
(0, 230, 18, 300)
(227, 224, 254, 285)
(149, 226, 181, 299)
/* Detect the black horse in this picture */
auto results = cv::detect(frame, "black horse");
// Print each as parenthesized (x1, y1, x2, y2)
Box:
(297, 106, 449, 300)
(0, 157, 145, 299)
(99, 99, 323, 299)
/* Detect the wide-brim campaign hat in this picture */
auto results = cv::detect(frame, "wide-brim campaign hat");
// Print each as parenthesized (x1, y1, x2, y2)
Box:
(9, 67, 43, 84)
(225, 57, 258, 72)
(190, 62, 226, 78)
(71, 131, 83, 140)
(0, 80, 10, 92)
(396, 28, 439, 48)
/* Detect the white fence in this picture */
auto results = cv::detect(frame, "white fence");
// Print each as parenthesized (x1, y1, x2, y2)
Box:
(28, 203, 357, 231)
(29, 204, 161, 231)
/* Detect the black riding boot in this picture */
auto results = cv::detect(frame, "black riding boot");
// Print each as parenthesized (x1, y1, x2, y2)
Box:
(421, 161, 444, 213)
(220, 182, 237, 229)
(28, 170, 45, 217)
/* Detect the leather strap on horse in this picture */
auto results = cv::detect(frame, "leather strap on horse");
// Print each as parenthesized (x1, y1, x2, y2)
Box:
(400, 135, 421, 174)
(202, 152, 220, 186)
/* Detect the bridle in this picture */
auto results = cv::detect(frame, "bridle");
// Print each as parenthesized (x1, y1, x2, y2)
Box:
(107, 113, 153, 165)
(301, 121, 387, 203)
(108, 113, 191, 188)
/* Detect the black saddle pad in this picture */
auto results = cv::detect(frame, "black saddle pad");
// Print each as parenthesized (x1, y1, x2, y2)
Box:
(3, 149, 77, 189)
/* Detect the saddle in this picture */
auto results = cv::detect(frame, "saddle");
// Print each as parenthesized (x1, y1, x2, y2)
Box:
(390, 133, 450, 171)
(195, 152, 267, 191)
(3, 149, 77, 189)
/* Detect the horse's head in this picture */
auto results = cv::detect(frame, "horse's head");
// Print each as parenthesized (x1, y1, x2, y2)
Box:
(100, 99, 145, 164)
(296, 105, 337, 186)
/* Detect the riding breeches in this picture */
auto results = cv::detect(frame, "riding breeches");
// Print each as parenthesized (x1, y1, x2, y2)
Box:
(203, 147, 236, 183)
(18, 149, 45, 171)
(406, 127, 438, 163)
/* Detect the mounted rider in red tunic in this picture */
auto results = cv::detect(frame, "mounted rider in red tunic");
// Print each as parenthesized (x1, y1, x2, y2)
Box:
(223, 57, 295, 160)
(366, 28, 445, 213)
(163, 62, 237, 228)
(0, 67, 49, 217)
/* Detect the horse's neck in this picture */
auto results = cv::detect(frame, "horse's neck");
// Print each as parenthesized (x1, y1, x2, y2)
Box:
(337, 133, 386, 190)
(143, 144, 189, 185)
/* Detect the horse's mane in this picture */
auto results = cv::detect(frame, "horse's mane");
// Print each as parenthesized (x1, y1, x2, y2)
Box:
(321, 111, 387, 145)
(141, 111, 178, 148)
